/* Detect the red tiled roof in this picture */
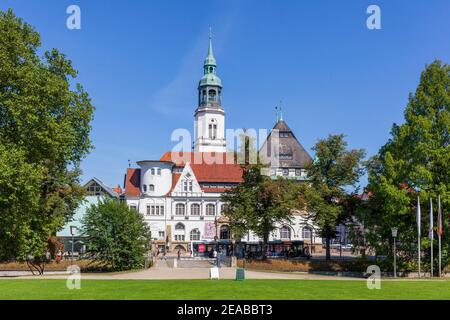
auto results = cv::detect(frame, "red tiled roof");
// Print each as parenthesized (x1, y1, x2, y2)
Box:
(159, 152, 243, 183)
(112, 185, 123, 195)
(124, 168, 141, 197)
(166, 173, 181, 195)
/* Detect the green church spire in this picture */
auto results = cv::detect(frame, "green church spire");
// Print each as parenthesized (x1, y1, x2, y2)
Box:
(204, 27, 216, 68)
(199, 27, 222, 88)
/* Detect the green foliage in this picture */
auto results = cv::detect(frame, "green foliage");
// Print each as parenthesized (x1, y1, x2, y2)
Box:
(0, 9, 94, 261)
(222, 165, 296, 251)
(299, 134, 365, 260)
(82, 198, 152, 271)
(223, 129, 298, 251)
(359, 60, 450, 271)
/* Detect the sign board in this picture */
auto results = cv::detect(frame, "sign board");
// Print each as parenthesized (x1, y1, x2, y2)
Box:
(235, 268, 245, 281)
(210, 267, 219, 280)
(198, 244, 205, 253)
(204, 222, 216, 239)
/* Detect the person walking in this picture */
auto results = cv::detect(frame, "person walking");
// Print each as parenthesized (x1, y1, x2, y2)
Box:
(214, 249, 221, 268)
(177, 249, 181, 260)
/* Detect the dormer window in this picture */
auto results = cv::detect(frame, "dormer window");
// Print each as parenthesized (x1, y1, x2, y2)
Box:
(151, 168, 155, 175)
(149, 184, 155, 192)
(157, 168, 161, 175)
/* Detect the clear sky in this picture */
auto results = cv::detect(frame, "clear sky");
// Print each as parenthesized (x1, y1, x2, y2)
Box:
(2, 0, 450, 189)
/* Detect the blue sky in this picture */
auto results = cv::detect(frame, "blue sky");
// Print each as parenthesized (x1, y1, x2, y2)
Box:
(2, 0, 450, 189)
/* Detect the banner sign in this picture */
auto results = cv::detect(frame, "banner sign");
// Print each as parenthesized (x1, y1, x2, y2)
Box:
(204, 222, 216, 239)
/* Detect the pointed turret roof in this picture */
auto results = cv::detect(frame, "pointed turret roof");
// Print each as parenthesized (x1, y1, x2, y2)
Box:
(204, 28, 216, 67)
(199, 28, 222, 87)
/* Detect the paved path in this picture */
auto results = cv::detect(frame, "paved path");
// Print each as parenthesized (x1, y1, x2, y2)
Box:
(3, 263, 365, 281)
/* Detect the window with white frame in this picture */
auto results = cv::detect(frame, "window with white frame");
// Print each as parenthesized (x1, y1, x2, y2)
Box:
(280, 226, 291, 239)
(147, 205, 164, 216)
(130, 205, 137, 211)
(190, 229, 201, 241)
(183, 180, 193, 192)
(205, 204, 215, 216)
(158, 231, 165, 239)
(175, 203, 185, 215)
(157, 168, 161, 175)
(190, 203, 200, 216)
(302, 227, 312, 239)
(151, 168, 155, 175)
(149, 184, 155, 192)
(174, 234, 185, 241)
(174, 223, 185, 241)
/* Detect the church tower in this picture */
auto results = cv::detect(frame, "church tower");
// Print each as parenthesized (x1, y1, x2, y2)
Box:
(193, 30, 226, 153)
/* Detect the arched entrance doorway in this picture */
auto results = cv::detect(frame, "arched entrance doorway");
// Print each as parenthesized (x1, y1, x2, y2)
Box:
(219, 225, 230, 240)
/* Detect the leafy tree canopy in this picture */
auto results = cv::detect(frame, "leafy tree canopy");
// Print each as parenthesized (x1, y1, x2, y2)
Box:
(0, 9, 94, 261)
(359, 60, 449, 270)
(222, 133, 297, 258)
(299, 134, 365, 260)
(82, 198, 152, 271)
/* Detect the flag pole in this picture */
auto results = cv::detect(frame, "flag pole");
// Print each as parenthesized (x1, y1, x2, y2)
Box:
(438, 194, 442, 278)
(417, 196, 421, 278)
(430, 198, 433, 278)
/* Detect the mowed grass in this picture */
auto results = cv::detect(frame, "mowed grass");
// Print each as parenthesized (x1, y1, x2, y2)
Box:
(1, 279, 450, 300)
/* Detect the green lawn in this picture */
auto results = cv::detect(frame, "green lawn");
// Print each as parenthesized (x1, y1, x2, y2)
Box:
(0, 279, 449, 300)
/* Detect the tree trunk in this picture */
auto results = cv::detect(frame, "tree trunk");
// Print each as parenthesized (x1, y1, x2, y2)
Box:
(325, 235, 331, 261)
(262, 233, 269, 260)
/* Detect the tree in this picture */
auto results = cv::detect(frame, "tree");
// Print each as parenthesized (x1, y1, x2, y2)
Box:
(300, 134, 365, 260)
(359, 60, 449, 271)
(0, 9, 94, 265)
(82, 198, 152, 271)
(222, 132, 297, 259)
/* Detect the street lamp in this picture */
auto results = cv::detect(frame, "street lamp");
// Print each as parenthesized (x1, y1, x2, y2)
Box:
(391, 227, 398, 278)
(70, 225, 77, 266)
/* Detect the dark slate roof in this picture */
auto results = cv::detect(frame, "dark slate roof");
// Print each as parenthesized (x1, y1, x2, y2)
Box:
(259, 120, 313, 168)
(83, 177, 120, 198)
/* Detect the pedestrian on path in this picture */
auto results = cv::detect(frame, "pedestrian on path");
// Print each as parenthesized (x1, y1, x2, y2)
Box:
(214, 249, 221, 268)
(177, 249, 181, 260)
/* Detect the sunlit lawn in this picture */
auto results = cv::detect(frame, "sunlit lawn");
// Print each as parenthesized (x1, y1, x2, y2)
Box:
(1, 279, 450, 300)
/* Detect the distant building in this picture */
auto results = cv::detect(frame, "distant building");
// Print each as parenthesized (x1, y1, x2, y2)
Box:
(57, 178, 120, 254)
(259, 115, 312, 181)
(120, 34, 322, 255)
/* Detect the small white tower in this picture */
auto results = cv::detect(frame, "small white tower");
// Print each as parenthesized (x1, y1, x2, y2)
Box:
(193, 30, 226, 153)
